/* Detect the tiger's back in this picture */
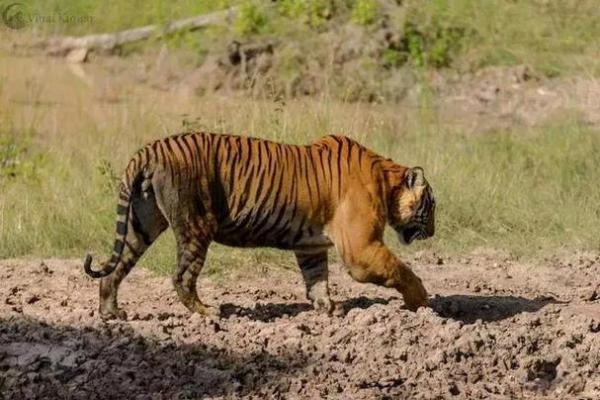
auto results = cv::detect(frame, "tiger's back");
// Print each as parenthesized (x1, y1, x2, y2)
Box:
(141, 132, 380, 249)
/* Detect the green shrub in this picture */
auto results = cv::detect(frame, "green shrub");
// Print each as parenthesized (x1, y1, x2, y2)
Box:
(401, 19, 469, 69)
(278, 0, 332, 29)
(381, 48, 404, 68)
(234, 0, 270, 36)
(351, 0, 378, 25)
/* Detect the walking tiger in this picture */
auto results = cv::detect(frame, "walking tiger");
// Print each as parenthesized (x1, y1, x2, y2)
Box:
(84, 132, 435, 319)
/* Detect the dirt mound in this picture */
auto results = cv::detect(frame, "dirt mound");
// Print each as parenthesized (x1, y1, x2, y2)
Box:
(428, 65, 600, 133)
(1, 253, 599, 399)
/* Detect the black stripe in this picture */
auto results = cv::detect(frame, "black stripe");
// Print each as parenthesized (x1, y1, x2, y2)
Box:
(256, 195, 288, 239)
(266, 142, 275, 176)
(336, 139, 343, 197)
(252, 163, 269, 206)
(236, 164, 256, 212)
(190, 133, 204, 168)
(167, 144, 178, 182)
(113, 239, 125, 254)
(358, 145, 364, 166)
(257, 139, 263, 165)
(223, 137, 233, 165)
(293, 216, 306, 244)
(228, 155, 237, 192)
(116, 221, 127, 235)
(327, 150, 333, 196)
(271, 185, 299, 241)
(124, 240, 140, 258)
(132, 154, 139, 172)
(143, 146, 151, 166)
(164, 137, 174, 154)
(157, 142, 169, 176)
(301, 256, 323, 271)
(234, 137, 242, 164)
(175, 136, 194, 165)
(307, 148, 319, 204)
(345, 137, 353, 171)
(251, 168, 285, 237)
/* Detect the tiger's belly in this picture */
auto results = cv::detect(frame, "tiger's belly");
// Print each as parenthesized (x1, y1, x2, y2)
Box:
(213, 224, 333, 251)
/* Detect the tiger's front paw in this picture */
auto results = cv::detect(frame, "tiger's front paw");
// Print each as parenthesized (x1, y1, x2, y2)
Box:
(401, 279, 429, 311)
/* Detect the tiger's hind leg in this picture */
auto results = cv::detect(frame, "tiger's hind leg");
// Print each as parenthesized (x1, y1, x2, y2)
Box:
(295, 250, 334, 314)
(172, 219, 218, 317)
(99, 191, 168, 320)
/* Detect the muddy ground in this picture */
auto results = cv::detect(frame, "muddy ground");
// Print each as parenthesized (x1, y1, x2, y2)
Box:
(1, 251, 599, 399)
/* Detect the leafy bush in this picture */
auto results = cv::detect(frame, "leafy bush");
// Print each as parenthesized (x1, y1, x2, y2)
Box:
(278, 0, 332, 29)
(234, 0, 271, 36)
(351, 0, 379, 25)
(403, 22, 468, 68)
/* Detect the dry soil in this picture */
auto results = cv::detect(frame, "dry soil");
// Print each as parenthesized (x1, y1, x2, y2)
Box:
(1, 251, 599, 399)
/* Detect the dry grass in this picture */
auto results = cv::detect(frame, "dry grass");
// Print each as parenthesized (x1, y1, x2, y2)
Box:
(1, 54, 599, 276)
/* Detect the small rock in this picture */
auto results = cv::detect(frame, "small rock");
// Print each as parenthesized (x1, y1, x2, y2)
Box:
(26, 294, 40, 304)
(586, 286, 599, 302)
(449, 383, 460, 396)
(140, 313, 154, 321)
(39, 261, 53, 275)
(157, 312, 172, 321)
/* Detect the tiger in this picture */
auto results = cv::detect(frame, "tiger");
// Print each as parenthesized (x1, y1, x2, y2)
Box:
(84, 132, 436, 320)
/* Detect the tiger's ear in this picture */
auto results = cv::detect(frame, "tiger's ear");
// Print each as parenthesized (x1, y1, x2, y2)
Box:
(405, 167, 425, 188)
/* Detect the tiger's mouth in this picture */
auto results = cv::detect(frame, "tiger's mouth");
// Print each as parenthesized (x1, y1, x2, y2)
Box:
(399, 225, 424, 245)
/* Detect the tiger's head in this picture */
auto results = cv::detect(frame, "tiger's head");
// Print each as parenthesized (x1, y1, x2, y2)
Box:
(387, 167, 436, 245)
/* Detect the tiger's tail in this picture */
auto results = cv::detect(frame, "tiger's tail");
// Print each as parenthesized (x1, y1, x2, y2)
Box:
(84, 157, 144, 279)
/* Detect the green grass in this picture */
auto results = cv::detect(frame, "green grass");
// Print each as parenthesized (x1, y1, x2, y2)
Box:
(0, 55, 599, 277)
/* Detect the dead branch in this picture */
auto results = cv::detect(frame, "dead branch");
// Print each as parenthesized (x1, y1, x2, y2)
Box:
(39, 7, 236, 57)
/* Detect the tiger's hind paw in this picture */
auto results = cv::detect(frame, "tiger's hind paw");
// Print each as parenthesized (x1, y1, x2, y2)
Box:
(100, 307, 128, 321)
(191, 302, 220, 318)
(312, 297, 335, 315)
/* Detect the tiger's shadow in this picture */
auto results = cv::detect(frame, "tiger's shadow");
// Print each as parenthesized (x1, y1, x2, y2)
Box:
(430, 294, 561, 324)
(219, 295, 393, 322)
(219, 294, 559, 324)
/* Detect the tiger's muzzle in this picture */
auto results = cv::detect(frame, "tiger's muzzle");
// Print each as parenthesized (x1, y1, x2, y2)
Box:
(397, 222, 434, 245)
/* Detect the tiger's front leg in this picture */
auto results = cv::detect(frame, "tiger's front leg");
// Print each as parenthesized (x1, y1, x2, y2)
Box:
(330, 194, 429, 311)
(344, 241, 428, 311)
(294, 250, 334, 314)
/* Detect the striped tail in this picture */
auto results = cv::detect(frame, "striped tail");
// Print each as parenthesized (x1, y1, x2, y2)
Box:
(84, 160, 141, 279)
